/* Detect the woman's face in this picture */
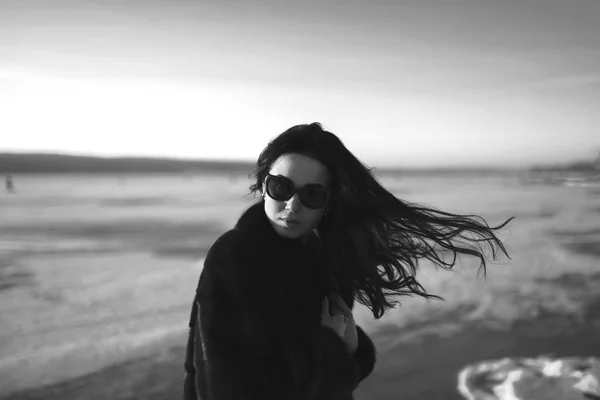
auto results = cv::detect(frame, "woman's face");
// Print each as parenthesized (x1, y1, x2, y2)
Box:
(263, 153, 331, 242)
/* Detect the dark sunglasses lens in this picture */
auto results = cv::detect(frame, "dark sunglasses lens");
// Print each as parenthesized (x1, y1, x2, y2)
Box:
(299, 186, 328, 209)
(266, 176, 294, 201)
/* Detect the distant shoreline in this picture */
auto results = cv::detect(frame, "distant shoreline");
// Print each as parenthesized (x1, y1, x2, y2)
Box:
(0, 153, 255, 174)
(0, 152, 529, 175)
(3, 152, 597, 176)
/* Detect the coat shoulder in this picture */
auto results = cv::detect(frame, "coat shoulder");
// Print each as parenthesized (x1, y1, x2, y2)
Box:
(202, 228, 267, 282)
(207, 227, 263, 259)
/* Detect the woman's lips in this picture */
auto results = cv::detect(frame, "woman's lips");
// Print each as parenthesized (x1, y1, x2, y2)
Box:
(280, 218, 300, 227)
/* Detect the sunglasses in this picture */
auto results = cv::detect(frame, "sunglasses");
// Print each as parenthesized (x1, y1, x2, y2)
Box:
(264, 174, 329, 210)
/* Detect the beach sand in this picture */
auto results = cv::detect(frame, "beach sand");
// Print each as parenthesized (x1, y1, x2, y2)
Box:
(3, 290, 599, 400)
(2, 248, 600, 400)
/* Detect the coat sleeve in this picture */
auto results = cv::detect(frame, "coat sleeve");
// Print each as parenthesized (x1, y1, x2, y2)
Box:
(189, 231, 362, 400)
(354, 325, 376, 382)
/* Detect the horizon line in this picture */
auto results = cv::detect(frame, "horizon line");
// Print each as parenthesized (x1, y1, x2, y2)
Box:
(0, 149, 591, 171)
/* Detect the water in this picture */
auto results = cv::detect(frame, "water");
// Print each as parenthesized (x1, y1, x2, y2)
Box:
(1, 172, 599, 399)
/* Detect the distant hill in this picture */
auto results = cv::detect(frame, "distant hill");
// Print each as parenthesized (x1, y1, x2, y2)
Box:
(529, 151, 600, 173)
(0, 152, 529, 176)
(0, 153, 256, 174)
(531, 160, 599, 173)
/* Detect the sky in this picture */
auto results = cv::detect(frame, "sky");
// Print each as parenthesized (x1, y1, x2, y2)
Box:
(1, 0, 599, 168)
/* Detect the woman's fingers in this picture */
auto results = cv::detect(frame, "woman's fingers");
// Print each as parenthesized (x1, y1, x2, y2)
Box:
(321, 297, 330, 315)
(333, 313, 345, 322)
(321, 297, 348, 337)
(333, 314, 346, 336)
(323, 295, 353, 323)
(330, 294, 352, 318)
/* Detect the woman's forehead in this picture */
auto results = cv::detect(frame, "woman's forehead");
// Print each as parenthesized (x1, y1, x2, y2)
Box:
(269, 154, 331, 186)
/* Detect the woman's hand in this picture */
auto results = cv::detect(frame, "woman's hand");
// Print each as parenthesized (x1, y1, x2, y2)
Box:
(330, 294, 359, 354)
(321, 297, 346, 337)
(321, 295, 359, 354)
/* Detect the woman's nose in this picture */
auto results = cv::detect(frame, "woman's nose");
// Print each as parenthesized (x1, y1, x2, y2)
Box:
(285, 193, 302, 212)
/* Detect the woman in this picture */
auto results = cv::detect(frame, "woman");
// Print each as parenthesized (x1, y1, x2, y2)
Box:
(182, 123, 512, 400)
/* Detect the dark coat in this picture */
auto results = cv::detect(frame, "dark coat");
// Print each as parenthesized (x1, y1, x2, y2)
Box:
(182, 201, 376, 400)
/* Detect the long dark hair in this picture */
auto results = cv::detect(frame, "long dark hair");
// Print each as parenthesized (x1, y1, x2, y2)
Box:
(249, 122, 513, 319)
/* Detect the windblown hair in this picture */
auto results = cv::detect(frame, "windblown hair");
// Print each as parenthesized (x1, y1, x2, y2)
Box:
(249, 122, 513, 319)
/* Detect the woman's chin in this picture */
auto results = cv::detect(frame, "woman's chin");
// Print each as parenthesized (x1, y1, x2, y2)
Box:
(268, 218, 312, 240)
(275, 227, 303, 239)
(274, 225, 308, 240)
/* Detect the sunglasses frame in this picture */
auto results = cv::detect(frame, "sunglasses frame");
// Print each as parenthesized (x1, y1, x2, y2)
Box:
(264, 173, 329, 210)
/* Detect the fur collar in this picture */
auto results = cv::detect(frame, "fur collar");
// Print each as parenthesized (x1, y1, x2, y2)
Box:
(233, 200, 320, 251)
(231, 201, 340, 294)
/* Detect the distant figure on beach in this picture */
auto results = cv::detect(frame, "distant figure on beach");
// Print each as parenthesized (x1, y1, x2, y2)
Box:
(182, 122, 513, 400)
(5, 174, 15, 193)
